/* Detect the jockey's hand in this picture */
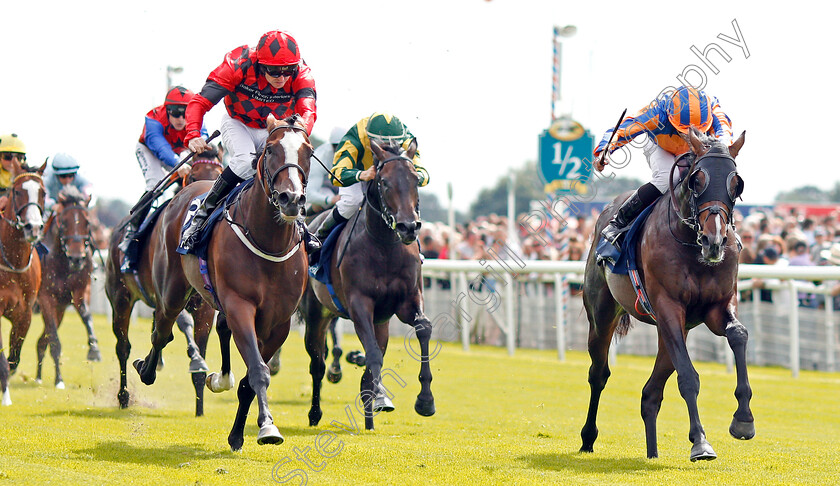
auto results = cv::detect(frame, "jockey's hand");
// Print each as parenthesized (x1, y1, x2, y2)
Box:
(188, 137, 209, 154)
(594, 153, 607, 172)
(358, 166, 377, 181)
(176, 164, 192, 178)
(329, 194, 341, 204)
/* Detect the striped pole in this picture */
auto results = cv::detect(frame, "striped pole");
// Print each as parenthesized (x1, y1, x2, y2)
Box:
(552, 26, 560, 122)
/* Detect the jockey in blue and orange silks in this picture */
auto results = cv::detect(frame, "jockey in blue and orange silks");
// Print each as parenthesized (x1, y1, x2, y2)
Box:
(593, 86, 734, 249)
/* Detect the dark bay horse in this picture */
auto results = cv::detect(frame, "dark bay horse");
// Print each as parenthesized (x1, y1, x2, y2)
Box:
(0, 160, 46, 406)
(300, 139, 435, 431)
(580, 127, 753, 461)
(35, 188, 100, 390)
(104, 159, 222, 416)
(132, 115, 312, 450)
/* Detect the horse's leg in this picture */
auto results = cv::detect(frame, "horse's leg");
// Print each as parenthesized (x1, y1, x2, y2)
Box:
(190, 305, 213, 417)
(47, 303, 67, 388)
(72, 289, 101, 362)
(7, 308, 33, 375)
(206, 313, 235, 393)
(35, 299, 54, 384)
(641, 335, 676, 459)
(0, 323, 10, 406)
(304, 311, 331, 426)
(176, 309, 209, 373)
(228, 374, 256, 451)
(267, 348, 282, 376)
(579, 269, 621, 454)
(397, 294, 436, 417)
(133, 308, 177, 385)
(348, 296, 381, 430)
(110, 295, 133, 408)
(326, 317, 343, 383)
(705, 302, 755, 441)
(655, 302, 715, 461)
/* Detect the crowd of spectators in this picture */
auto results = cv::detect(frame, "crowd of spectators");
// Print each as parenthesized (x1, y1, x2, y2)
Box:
(418, 206, 840, 308)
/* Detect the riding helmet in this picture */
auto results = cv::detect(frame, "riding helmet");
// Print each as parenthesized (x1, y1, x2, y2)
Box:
(256, 30, 300, 66)
(667, 86, 713, 134)
(0, 133, 26, 154)
(51, 153, 80, 175)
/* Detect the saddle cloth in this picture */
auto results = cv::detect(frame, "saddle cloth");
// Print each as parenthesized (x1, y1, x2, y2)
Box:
(176, 179, 253, 259)
(308, 220, 349, 317)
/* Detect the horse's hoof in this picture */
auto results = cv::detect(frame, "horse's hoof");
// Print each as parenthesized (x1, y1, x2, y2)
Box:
(118, 389, 130, 409)
(326, 366, 342, 384)
(309, 408, 323, 426)
(228, 434, 244, 452)
(206, 372, 235, 393)
(414, 396, 436, 417)
(373, 394, 395, 413)
(2, 389, 11, 406)
(87, 347, 102, 362)
(133, 359, 144, 374)
(729, 418, 755, 440)
(35, 378, 43, 385)
(257, 424, 284, 445)
(346, 350, 366, 367)
(156, 356, 165, 371)
(690, 439, 717, 462)
(55, 381, 65, 390)
(189, 356, 209, 374)
(268, 355, 281, 376)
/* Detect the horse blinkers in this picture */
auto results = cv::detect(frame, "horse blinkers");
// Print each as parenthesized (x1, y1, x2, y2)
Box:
(686, 154, 741, 254)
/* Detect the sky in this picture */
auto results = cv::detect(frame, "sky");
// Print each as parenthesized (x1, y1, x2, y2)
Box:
(2, 0, 838, 212)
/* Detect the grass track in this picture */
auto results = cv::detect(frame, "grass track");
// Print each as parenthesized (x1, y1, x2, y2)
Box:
(0, 313, 838, 485)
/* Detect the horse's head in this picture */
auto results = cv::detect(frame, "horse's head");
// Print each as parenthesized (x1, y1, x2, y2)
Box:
(188, 158, 224, 185)
(258, 114, 312, 222)
(4, 159, 46, 243)
(369, 139, 422, 244)
(54, 187, 92, 270)
(680, 127, 746, 264)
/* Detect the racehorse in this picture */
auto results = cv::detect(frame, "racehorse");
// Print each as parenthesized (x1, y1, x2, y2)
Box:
(104, 158, 222, 416)
(300, 139, 435, 431)
(580, 127, 753, 461)
(132, 114, 311, 450)
(0, 159, 46, 406)
(35, 188, 100, 390)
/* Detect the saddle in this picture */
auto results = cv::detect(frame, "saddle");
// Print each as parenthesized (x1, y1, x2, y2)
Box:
(176, 179, 252, 259)
(308, 220, 350, 318)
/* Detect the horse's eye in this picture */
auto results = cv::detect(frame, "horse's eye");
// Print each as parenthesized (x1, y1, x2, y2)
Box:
(265, 146, 273, 155)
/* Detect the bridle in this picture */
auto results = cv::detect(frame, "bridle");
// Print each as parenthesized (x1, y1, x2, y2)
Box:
(668, 149, 743, 246)
(365, 152, 420, 234)
(1, 172, 45, 231)
(258, 121, 309, 212)
(55, 202, 93, 259)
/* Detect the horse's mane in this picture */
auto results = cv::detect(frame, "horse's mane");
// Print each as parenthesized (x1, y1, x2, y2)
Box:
(57, 186, 86, 205)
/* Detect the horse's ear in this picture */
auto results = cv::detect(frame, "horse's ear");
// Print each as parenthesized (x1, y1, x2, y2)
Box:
(266, 114, 279, 132)
(84, 193, 93, 207)
(406, 138, 418, 160)
(729, 131, 746, 159)
(369, 138, 384, 159)
(0, 196, 7, 213)
(37, 161, 47, 175)
(688, 126, 708, 156)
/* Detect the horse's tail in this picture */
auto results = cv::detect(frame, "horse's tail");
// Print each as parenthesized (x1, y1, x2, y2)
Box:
(615, 313, 633, 338)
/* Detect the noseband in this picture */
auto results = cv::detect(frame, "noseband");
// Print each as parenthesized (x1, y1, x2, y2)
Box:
(56, 204, 93, 257)
(2, 172, 45, 231)
(259, 123, 309, 212)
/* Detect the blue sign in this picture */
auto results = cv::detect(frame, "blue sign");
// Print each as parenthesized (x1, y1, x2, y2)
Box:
(538, 118, 594, 195)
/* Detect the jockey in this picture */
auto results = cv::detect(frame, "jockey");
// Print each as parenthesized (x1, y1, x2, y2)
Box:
(308, 112, 429, 263)
(43, 153, 95, 211)
(0, 133, 27, 194)
(180, 30, 318, 253)
(308, 126, 347, 214)
(594, 86, 733, 249)
(119, 86, 207, 252)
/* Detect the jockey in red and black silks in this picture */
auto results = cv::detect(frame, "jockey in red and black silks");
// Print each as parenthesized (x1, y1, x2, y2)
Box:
(180, 30, 318, 254)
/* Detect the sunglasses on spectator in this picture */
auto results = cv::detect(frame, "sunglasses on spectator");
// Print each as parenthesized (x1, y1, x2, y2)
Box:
(167, 107, 187, 118)
(263, 65, 297, 78)
(1, 153, 25, 161)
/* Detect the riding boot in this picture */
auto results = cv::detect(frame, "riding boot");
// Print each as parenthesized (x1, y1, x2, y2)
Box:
(180, 167, 242, 252)
(307, 207, 347, 266)
(601, 182, 661, 249)
(118, 190, 151, 253)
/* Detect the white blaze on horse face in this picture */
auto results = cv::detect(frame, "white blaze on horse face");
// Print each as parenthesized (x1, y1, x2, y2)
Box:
(714, 214, 725, 246)
(21, 180, 44, 227)
(278, 131, 306, 196)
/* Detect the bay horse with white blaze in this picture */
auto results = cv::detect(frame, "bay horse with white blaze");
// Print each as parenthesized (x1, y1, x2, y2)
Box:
(300, 139, 435, 431)
(35, 187, 101, 390)
(580, 127, 753, 461)
(105, 157, 222, 416)
(132, 115, 311, 450)
(0, 159, 46, 406)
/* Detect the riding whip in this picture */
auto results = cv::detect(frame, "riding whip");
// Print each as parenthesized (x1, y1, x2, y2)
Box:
(597, 108, 627, 169)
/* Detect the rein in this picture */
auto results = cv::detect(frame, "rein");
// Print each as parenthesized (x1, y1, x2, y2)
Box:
(2, 172, 45, 231)
(56, 204, 94, 257)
